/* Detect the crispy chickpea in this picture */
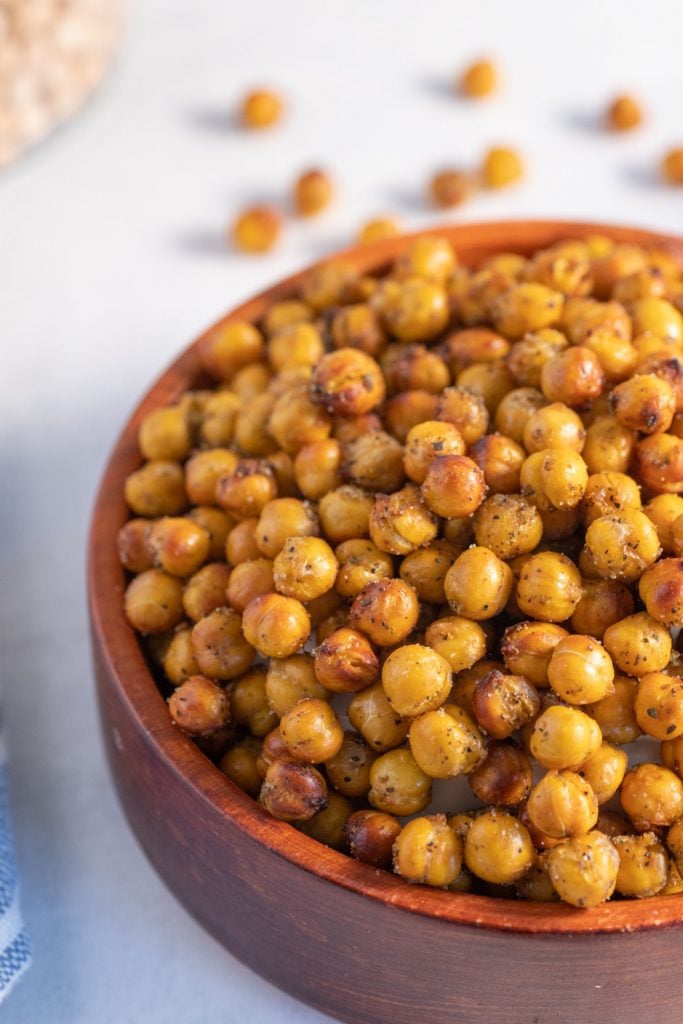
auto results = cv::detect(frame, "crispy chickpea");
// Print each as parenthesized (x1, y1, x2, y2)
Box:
(124, 460, 187, 518)
(501, 621, 568, 687)
(465, 809, 534, 885)
(570, 579, 634, 640)
(445, 546, 513, 621)
(372, 276, 449, 343)
(578, 742, 628, 805)
(621, 762, 683, 831)
(118, 518, 154, 574)
(225, 518, 260, 564)
(525, 249, 593, 297)
(262, 300, 313, 337)
(219, 743, 262, 797)
(506, 329, 568, 388)
(482, 147, 525, 190)
(516, 551, 583, 622)
(349, 578, 419, 646)
(333, 412, 383, 445)
(582, 414, 636, 474)
(471, 669, 540, 739)
(369, 485, 437, 556)
(334, 539, 393, 599)
(272, 537, 338, 602)
(516, 852, 559, 903)
(547, 831, 619, 908)
(301, 259, 361, 312)
(189, 607, 254, 680)
(469, 434, 525, 495)
(469, 742, 532, 806)
(444, 328, 511, 373)
(260, 759, 328, 822)
(384, 344, 451, 395)
(225, 557, 274, 612)
(662, 147, 683, 184)
(523, 402, 585, 454)
(267, 322, 324, 373)
(457, 361, 515, 416)
(442, 516, 475, 552)
(254, 498, 318, 559)
(631, 297, 683, 344)
(199, 390, 241, 447)
(540, 347, 605, 408)
(268, 384, 332, 454)
(146, 517, 210, 578)
(429, 168, 473, 208)
(547, 635, 614, 705)
(596, 810, 634, 839)
(606, 94, 643, 131)
(240, 88, 283, 128)
(494, 387, 546, 443)
(582, 328, 639, 383)
(279, 698, 344, 763)
(348, 681, 409, 752)
(459, 57, 497, 97)
(403, 421, 465, 484)
(635, 433, 683, 494)
(639, 558, 683, 627)
(394, 236, 456, 283)
(293, 168, 333, 217)
(634, 672, 683, 740)
(420, 454, 486, 519)
(330, 303, 386, 358)
(398, 540, 455, 604)
(182, 562, 231, 621)
(265, 654, 328, 718)
(314, 628, 379, 693)
(610, 374, 676, 434)
(345, 809, 401, 868)
(539, 450, 589, 511)
(613, 266, 668, 304)
(231, 206, 281, 254)
(185, 449, 237, 506)
(382, 644, 452, 718)
(124, 568, 184, 634)
(580, 471, 642, 527)
(241, 593, 311, 658)
(368, 748, 432, 816)
(215, 459, 277, 520)
(310, 347, 385, 417)
(527, 770, 598, 839)
(409, 704, 485, 778)
(163, 625, 200, 685)
(385, 390, 440, 442)
(232, 670, 279, 737)
(583, 510, 661, 583)
(613, 833, 668, 898)
(393, 815, 462, 887)
(529, 706, 602, 770)
(424, 616, 488, 674)
(490, 284, 562, 340)
(603, 612, 672, 677)
(343, 431, 405, 493)
(637, 353, 683, 413)
(299, 790, 351, 849)
(436, 386, 489, 445)
(325, 732, 376, 798)
(667, 817, 683, 875)
(138, 406, 191, 462)
(585, 674, 640, 745)
(232, 392, 277, 457)
(318, 486, 374, 544)
(168, 675, 230, 736)
(293, 440, 342, 500)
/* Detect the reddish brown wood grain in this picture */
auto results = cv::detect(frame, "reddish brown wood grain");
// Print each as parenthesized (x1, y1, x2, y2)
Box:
(89, 221, 683, 1024)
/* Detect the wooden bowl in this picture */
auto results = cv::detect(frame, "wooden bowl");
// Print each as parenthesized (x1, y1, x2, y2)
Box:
(89, 220, 683, 1024)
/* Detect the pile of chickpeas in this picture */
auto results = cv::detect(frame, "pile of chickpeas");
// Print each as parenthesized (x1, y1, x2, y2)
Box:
(119, 232, 683, 910)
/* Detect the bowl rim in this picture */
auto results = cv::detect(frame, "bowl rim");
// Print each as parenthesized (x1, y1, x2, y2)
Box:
(88, 218, 683, 937)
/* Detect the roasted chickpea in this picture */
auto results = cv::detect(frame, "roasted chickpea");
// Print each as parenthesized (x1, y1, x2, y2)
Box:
(635, 433, 683, 494)
(330, 303, 386, 357)
(198, 391, 240, 447)
(393, 815, 463, 887)
(603, 612, 672, 677)
(369, 485, 437, 556)
(494, 387, 546, 443)
(465, 809, 535, 885)
(523, 402, 586, 455)
(348, 681, 409, 752)
(540, 347, 605, 407)
(428, 168, 473, 208)
(444, 547, 513, 620)
(168, 675, 230, 736)
(385, 344, 451, 396)
(469, 434, 525, 495)
(318, 485, 374, 544)
(314, 628, 379, 693)
(225, 517, 260, 564)
(182, 562, 231, 621)
(547, 635, 614, 705)
(371, 276, 450, 342)
(349, 578, 419, 646)
(253, 498, 318, 559)
(527, 770, 598, 839)
(516, 551, 583, 622)
(260, 759, 328, 822)
(459, 57, 497, 97)
(190, 607, 254, 680)
(525, 248, 593, 297)
(368, 748, 432, 816)
(423, 616, 488, 674)
(583, 415, 635, 474)
(667, 816, 683, 877)
(570, 579, 634, 640)
(272, 537, 338, 602)
(621, 762, 683, 831)
(397, 540, 453, 603)
(585, 674, 640, 746)
(529, 705, 601, 771)
(279, 698, 344, 763)
(506, 330, 568, 389)
(606, 94, 643, 131)
(240, 88, 283, 128)
(583, 510, 661, 584)
(582, 328, 639, 383)
(293, 168, 334, 217)
(610, 374, 676, 434)
(268, 383, 332, 455)
(381, 644, 452, 718)
(633, 671, 683, 740)
(219, 743, 262, 797)
(580, 471, 642, 528)
(224, 557, 274, 613)
(385, 390, 440, 442)
(265, 654, 328, 718)
(231, 670, 278, 737)
(403, 421, 465, 484)
(138, 406, 191, 462)
(408, 704, 485, 778)
(232, 206, 281, 253)
(345, 809, 401, 867)
(537, 449, 588, 510)
(578, 742, 628, 805)
(146, 516, 210, 578)
(469, 741, 532, 806)
(117, 518, 154, 574)
(325, 732, 376, 798)
(124, 568, 184, 634)
(611, 832, 668, 899)
(481, 147, 525, 190)
(631, 297, 683, 345)
(456, 362, 515, 417)
(547, 831, 619, 908)
(343, 430, 405, 492)
(241, 593, 311, 659)
(421, 454, 486, 519)
(334, 539, 393, 599)
(299, 790, 352, 849)
(124, 460, 187, 518)
(443, 328, 511, 373)
(163, 625, 201, 685)
(516, 852, 559, 902)
(333, 412, 383, 445)
(394, 236, 456, 283)
(309, 348, 386, 418)
(639, 558, 683, 627)
(490, 284, 563, 340)
(267, 322, 324, 373)
(500, 621, 568, 687)
(301, 259, 361, 312)
(471, 669, 540, 739)
(436, 386, 489, 445)
(215, 459, 277, 520)
(293, 439, 342, 500)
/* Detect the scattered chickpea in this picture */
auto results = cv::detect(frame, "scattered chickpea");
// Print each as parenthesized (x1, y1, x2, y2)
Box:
(293, 168, 334, 216)
(358, 218, 401, 245)
(429, 169, 473, 209)
(231, 206, 281, 254)
(240, 88, 283, 129)
(661, 148, 683, 185)
(459, 58, 498, 98)
(606, 95, 643, 132)
(482, 147, 524, 189)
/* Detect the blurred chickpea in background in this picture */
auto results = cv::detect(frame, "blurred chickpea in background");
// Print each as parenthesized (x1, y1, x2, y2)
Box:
(240, 88, 284, 129)
(459, 58, 498, 98)
(606, 94, 643, 132)
(232, 206, 281, 253)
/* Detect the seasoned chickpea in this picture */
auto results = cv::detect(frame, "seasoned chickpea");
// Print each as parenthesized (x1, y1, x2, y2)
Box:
(215, 459, 277, 520)
(637, 353, 683, 413)
(182, 562, 231, 621)
(272, 537, 338, 602)
(501, 621, 569, 686)
(547, 831, 619, 908)
(583, 415, 635, 474)
(345, 809, 402, 868)
(525, 249, 593, 297)
(262, 300, 312, 337)
(146, 517, 210, 578)
(472, 669, 541, 739)
(445, 546, 513, 620)
(268, 383, 332, 454)
(465, 809, 535, 884)
(621, 763, 683, 831)
(523, 402, 585, 454)
(421, 454, 486, 519)
(639, 558, 683, 627)
(583, 328, 639, 383)
(191, 607, 254, 680)
(569, 579, 634, 640)
(299, 791, 352, 849)
(394, 236, 456, 283)
(631, 297, 683, 344)
(667, 817, 683, 874)
(325, 732, 376, 798)
(469, 434, 525, 494)
(610, 374, 676, 434)
(424, 616, 487, 674)
(240, 88, 283, 128)
(368, 748, 432, 816)
(331, 303, 386, 357)
(318, 485, 374, 544)
(199, 391, 241, 447)
(612, 832, 668, 898)
(603, 612, 672, 677)
(268, 322, 324, 372)
(219, 743, 262, 797)
(540, 347, 605, 407)
(578, 742, 628, 805)
(583, 510, 661, 584)
(635, 433, 683, 494)
(490, 284, 562, 340)
(469, 742, 533, 806)
(139, 406, 191, 461)
(334, 539, 393, 598)
(408, 705, 485, 778)
(369, 484, 437, 556)
(124, 460, 187, 518)
(349, 578, 419, 646)
(436, 386, 489, 445)
(403, 421, 465, 484)
(662, 147, 683, 185)
(232, 670, 279, 737)
(293, 439, 342, 500)
(260, 759, 328, 822)
(124, 569, 184, 634)
(371, 277, 450, 342)
(527, 770, 598, 839)
(585, 674, 640, 745)
(382, 644, 452, 717)
(348, 681, 409, 752)
(314, 628, 379, 693)
(393, 815, 463, 887)
(231, 206, 281, 253)
(442, 328, 511, 373)
(343, 430, 405, 492)
(265, 654, 328, 718)
(529, 705, 602, 770)
(301, 259, 361, 312)
(494, 387, 546, 443)
(580, 471, 642, 527)
(242, 593, 311, 659)
(547, 635, 614, 705)
(225, 517, 260, 564)
(634, 672, 683, 740)
(537, 449, 588, 510)
(225, 558, 274, 612)
(457, 361, 515, 416)
(310, 348, 385, 417)
(384, 343, 451, 395)
(117, 518, 154, 574)
(163, 626, 201, 685)
(333, 412, 383, 444)
(168, 675, 230, 736)
(254, 498, 318, 559)
(279, 698, 344, 763)
(184, 449, 237, 507)
(482, 147, 525, 190)
(516, 852, 559, 903)
(516, 551, 583, 622)
(506, 328, 569, 388)
(385, 390, 440, 442)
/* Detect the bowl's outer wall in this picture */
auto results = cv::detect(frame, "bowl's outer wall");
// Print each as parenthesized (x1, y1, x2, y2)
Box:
(89, 222, 683, 1024)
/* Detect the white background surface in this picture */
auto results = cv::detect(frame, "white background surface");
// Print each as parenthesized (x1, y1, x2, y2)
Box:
(2, 1, 683, 1021)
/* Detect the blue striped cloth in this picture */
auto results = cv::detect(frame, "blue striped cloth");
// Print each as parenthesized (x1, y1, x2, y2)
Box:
(0, 737, 30, 1002)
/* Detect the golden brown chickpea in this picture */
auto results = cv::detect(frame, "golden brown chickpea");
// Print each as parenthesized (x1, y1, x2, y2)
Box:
(429, 169, 473, 209)
(271, 537, 338, 602)
(523, 402, 586, 454)
(124, 460, 187, 518)
(662, 147, 683, 184)
(393, 815, 463, 888)
(501, 621, 569, 687)
(606, 94, 643, 131)
(456, 362, 515, 417)
(262, 300, 313, 337)
(333, 539, 393, 599)
(381, 643, 452, 718)
(465, 809, 535, 885)
(529, 705, 602, 771)
(146, 517, 210, 578)
(260, 759, 328, 823)
(583, 509, 661, 584)
(547, 831, 619, 908)
(219, 744, 262, 797)
(469, 434, 525, 495)
(264, 654, 328, 718)
(398, 540, 456, 604)
(516, 551, 583, 622)
(333, 412, 383, 445)
(442, 327, 511, 373)
(368, 748, 432, 816)
(256, 727, 290, 776)
(471, 669, 541, 740)
(348, 681, 409, 752)
(445, 546, 513, 620)
(215, 459, 277, 520)
(441, 516, 475, 553)
(185, 506, 232, 562)
(408, 705, 485, 778)
(349, 578, 419, 646)
(639, 557, 683, 627)
(325, 732, 376, 798)
(481, 147, 525, 190)
(631, 297, 683, 344)
(385, 390, 440, 443)
(394, 236, 456, 283)
(357, 218, 401, 245)
(435, 386, 489, 446)
(118, 518, 154, 574)
(232, 670, 279, 737)
(267, 322, 324, 373)
(494, 387, 546, 443)
(634, 671, 683, 740)
(190, 607, 254, 680)
(163, 625, 201, 685)
(612, 265, 668, 304)
(240, 88, 283, 128)
(585, 674, 640, 745)
(292, 440, 342, 500)
(637, 353, 683, 412)
(310, 347, 385, 417)
(583, 414, 636, 474)
(279, 698, 344, 763)
(420, 454, 486, 520)
(301, 259, 361, 312)
(181, 562, 230, 621)
(231, 393, 278, 457)
(610, 374, 676, 434)
(254, 498, 318, 559)
(124, 568, 184, 634)
(318, 485, 374, 544)
(459, 57, 497, 97)
(490, 283, 563, 340)
(516, 852, 559, 903)
(517, 801, 562, 851)
(540, 450, 589, 511)
(225, 518, 260, 564)
(578, 742, 628, 805)
(635, 433, 683, 494)
(342, 431, 405, 493)
(424, 616, 488, 674)
(330, 304, 386, 358)
(402, 421, 464, 485)
(298, 790, 351, 849)
(525, 248, 593, 297)
(527, 770, 598, 839)
(547, 634, 614, 705)
(268, 383, 332, 454)
(199, 390, 241, 447)
(372, 276, 450, 343)
(385, 344, 451, 396)
(369, 485, 438, 556)
(612, 832, 668, 898)
(184, 450, 237, 507)
(242, 593, 311, 659)
(138, 406, 191, 462)
(225, 557, 274, 612)
(231, 206, 281, 253)
(469, 741, 533, 806)
(667, 817, 683, 875)
(314, 628, 379, 693)
(582, 328, 639, 383)
(569, 579, 634, 640)
(293, 168, 334, 217)
(506, 329, 568, 388)
(168, 675, 230, 736)
(603, 612, 672, 677)
(595, 810, 634, 839)
(345, 809, 401, 867)
(563, 296, 631, 342)
(580, 471, 642, 527)
(674, 514, 683, 555)
(540, 347, 605, 408)
(621, 762, 683, 831)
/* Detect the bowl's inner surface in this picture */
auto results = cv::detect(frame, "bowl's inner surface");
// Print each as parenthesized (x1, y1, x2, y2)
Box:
(89, 220, 683, 936)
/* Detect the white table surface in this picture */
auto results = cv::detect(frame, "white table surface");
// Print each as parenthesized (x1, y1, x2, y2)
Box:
(2, 1, 683, 1020)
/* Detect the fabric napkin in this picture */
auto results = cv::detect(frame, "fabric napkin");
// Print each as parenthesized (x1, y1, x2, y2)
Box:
(0, 731, 30, 1002)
